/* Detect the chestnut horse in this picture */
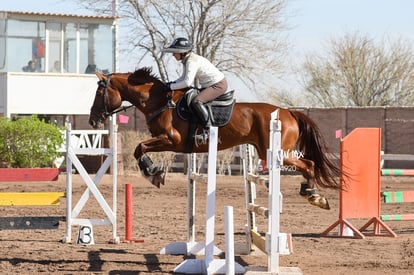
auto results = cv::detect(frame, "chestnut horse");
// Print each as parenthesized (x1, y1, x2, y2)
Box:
(89, 67, 340, 209)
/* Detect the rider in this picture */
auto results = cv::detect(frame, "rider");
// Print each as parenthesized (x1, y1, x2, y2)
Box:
(162, 37, 228, 131)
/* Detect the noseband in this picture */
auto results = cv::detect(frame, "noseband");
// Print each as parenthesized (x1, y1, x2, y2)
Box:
(91, 74, 133, 121)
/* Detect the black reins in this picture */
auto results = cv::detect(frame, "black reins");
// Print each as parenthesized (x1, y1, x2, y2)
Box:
(146, 92, 176, 123)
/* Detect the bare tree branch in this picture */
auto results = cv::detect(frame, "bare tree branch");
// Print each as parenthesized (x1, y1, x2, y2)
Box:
(300, 32, 414, 107)
(76, 0, 290, 95)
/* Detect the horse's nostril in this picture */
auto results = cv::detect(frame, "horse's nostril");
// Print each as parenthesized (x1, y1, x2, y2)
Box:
(89, 120, 97, 128)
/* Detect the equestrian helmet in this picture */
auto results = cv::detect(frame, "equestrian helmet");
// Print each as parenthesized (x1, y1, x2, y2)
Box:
(162, 37, 192, 53)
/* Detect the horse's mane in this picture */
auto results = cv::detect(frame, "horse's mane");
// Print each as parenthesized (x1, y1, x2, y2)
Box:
(128, 67, 162, 85)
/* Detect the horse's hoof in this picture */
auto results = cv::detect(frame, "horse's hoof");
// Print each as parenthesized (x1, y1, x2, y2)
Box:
(148, 176, 160, 188)
(308, 194, 330, 210)
(151, 170, 165, 188)
(142, 169, 165, 188)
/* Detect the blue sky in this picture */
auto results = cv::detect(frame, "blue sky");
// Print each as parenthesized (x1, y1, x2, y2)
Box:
(289, 0, 414, 56)
(2, 0, 414, 100)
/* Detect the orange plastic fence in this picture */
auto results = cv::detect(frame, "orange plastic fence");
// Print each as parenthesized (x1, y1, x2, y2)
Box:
(321, 128, 396, 239)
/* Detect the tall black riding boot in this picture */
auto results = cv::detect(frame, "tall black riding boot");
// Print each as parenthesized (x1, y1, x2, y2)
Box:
(191, 100, 211, 128)
(191, 100, 211, 145)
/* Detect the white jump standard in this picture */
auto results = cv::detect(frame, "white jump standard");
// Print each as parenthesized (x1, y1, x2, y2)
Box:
(160, 152, 221, 256)
(173, 126, 245, 274)
(244, 109, 302, 275)
(62, 117, 119, 244)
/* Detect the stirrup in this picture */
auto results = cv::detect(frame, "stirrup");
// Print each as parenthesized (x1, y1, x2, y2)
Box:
(194, 128, 209, 146)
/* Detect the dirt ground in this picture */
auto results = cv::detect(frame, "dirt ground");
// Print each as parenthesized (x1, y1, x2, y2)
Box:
(0, 172, 414, 274)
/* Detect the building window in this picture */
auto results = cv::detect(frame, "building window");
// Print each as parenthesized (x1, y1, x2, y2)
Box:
(65, 22, 78, 73)
(6, 19, 45, 72)
(2, 17, 114, 74)
(48, 22, 65, 73)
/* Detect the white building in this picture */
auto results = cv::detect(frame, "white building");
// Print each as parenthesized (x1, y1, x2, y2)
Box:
(0, 11, 116, 121)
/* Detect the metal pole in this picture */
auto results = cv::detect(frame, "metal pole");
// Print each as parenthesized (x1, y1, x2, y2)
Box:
(64, 122, 72, 243)
(110, 116, 119, 243)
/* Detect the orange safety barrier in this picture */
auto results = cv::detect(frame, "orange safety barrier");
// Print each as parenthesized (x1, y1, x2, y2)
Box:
(321, 128, 396, 239)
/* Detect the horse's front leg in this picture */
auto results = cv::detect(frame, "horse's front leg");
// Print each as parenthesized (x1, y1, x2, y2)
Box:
(133, 135, 176, 188)
(284, 157, 330, 210)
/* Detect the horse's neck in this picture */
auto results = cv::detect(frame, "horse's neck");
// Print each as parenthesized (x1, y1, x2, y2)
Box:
(113, 74, 142, 103)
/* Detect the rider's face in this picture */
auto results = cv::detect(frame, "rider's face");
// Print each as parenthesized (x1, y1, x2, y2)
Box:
(173, 52, 181, 61)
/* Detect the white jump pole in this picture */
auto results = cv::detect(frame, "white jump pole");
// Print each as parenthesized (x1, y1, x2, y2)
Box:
(188, 153, 196, 244)
(159, 153, 197, 254)
(267, 110, 282, 272)
(110, 116, 118, 243)
(161, 152, 222, 256)
(204, 126, 218, 268)
(65, 122, 73, 243)
(225, 205, 235, 275)
(174, 126, 244, 274)
(243, 110, 302, 275)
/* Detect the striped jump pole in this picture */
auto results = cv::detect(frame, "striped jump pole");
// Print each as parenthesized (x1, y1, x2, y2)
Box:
(381, 191, 414, 221)
(381, 169, 414, 176)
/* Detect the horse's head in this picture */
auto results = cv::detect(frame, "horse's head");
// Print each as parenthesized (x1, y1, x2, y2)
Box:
(90, 67, 180, 129)
(89, 73, 122, 129)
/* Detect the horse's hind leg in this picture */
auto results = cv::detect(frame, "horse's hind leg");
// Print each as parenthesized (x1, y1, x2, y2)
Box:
(283, 157, 331, 210)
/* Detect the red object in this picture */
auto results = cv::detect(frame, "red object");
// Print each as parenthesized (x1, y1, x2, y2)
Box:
(0, 168, 59, 181)
(125, 183, 133, 240)
(124, 183, 144, 243)
(33, 38, 45, 58)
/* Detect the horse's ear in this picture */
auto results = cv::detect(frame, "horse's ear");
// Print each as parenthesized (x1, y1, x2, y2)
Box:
(96, 72, 105, 81)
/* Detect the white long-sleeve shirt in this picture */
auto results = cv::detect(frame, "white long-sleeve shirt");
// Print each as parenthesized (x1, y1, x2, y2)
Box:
(170, 52, 225, 90)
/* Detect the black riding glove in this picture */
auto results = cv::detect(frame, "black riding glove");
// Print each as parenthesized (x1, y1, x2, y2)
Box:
(165, 82, 174, 92)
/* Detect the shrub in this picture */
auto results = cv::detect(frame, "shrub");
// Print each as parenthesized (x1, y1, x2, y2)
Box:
(0, 116, 63, 168)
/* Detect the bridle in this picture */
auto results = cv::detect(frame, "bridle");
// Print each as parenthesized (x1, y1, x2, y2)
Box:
(91, 74, 133, 120)
(91, 73, 177, 125)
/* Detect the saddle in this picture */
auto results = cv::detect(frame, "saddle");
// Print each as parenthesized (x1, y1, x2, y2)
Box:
(176, 89, 236, 152)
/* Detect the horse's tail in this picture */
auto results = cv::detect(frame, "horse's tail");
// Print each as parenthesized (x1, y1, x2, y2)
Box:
(290, 110, 341, 190)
